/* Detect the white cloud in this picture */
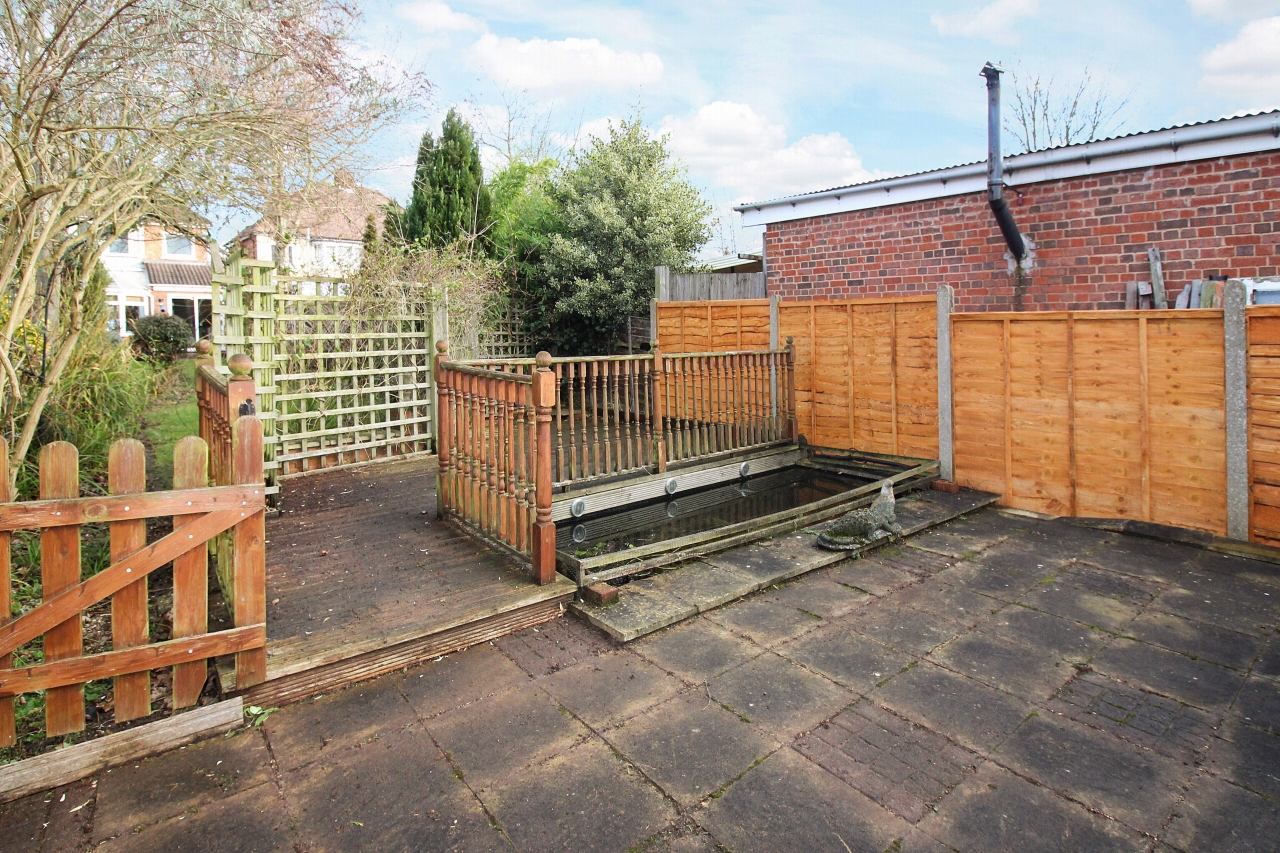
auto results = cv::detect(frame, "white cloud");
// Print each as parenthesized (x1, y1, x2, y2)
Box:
(469, 34, 662, 94)
(1189, 0, 1280, 18)
(931, 0, 1040, 44)
(1201, 16, 1280, 102)
(396, 1, 484, 33)
(661, 102, 878, 204)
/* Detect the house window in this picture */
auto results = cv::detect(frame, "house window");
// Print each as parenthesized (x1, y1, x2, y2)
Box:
(108, 235, 129, 254)
(165, 233, 193, 256)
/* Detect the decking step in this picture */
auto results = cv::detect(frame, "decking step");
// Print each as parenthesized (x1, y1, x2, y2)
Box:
(571, 487, 1001, 642)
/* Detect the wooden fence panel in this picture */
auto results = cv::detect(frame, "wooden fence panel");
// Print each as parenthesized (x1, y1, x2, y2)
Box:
(953, 311, 1227, 535)
(1247, 307, 1280, 545)
(655, 301, 770, 352)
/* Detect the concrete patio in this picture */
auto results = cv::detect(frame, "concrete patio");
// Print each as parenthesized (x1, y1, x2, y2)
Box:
(3, 507, 1278, 852)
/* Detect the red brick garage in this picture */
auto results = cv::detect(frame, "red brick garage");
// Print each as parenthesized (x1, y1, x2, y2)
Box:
(739, 111, 1280, 311)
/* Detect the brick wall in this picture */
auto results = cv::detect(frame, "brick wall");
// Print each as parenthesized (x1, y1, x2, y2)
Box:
(763, 151, 1280, 311)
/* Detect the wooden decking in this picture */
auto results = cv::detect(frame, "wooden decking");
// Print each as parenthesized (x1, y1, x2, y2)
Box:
(222, 455, 575, 705)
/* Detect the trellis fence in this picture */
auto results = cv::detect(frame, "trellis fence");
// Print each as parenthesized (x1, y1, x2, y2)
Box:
(208, 257, 532, 487)
(0, 425, 266, 745)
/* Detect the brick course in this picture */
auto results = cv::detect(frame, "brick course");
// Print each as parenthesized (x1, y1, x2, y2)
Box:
(763, 151, 1280, 311)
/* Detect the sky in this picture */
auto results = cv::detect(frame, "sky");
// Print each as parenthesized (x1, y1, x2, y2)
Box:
(327, 0, 1280, 256)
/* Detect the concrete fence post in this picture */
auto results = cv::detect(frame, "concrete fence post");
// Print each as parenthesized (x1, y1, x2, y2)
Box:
(937, 286, 955, 483)
(1224, 280, 1249, 541)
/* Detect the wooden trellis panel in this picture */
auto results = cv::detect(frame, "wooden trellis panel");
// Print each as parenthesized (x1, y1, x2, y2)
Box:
(274, 278, 435, 474)
(211, 258, 279, 491)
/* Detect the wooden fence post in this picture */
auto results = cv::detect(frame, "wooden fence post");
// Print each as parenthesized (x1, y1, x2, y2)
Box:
(531, 352, 557, 585)
(0, 440, 12, 747)
(41, 442, 82, 736)
(172, 436, 210, 708)
(108, 440, 149, 722)
(652, 345, 667, 472)
(227, 353, 257, 426)
(232, 417, 267, 688)
(1224, 280, 1249, 541)
(937, 285, 955, 482)
(435, 341, 452, 519)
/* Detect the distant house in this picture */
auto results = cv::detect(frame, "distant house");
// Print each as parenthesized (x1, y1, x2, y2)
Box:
(236, 173, 390, 277)
(101, 224, 213, 340)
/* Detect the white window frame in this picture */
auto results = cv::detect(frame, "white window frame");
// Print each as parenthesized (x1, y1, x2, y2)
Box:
(161, 231, 195, 259)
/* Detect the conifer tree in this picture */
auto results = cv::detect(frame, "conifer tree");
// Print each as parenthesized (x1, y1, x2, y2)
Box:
(393, 108, 491, 247)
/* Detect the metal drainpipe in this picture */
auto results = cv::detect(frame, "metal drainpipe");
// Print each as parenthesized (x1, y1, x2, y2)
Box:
(980, 63, 1027, 263)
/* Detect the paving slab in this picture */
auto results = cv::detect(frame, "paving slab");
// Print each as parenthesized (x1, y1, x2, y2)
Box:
(777, 622, 914, 694)
(696, 746, 913, 853)
(1122, 610, 1263, 670)
(1205, 716, 1280, 799)
(279, 725, 503, 853)
(938, 559, 1044, 602)
(931, 622, 1090, 701)
(1091, 637, 1246, 712)
(482, 737, 675, 853)
(427, 686, 589, 790)
(1019, 582, 1142, 633)
(759, 573, 871, 619)
(1163, 771, 1280, 853)
(1234, 673, 1280, 729)
(93, 728, 273, 839)
(709, 652, 854, 738)
(1080, 538, 1201, 584)
(541, 650, 684, 729)
(992, 712, 1191, 835)
(604, 690, 777, 806)
(969, 536, 1071, 576)
(875, 661, 1036, 753)
(703, 533, 842, 585)
(630, 616, 764, 681)
(851, 599, 969, 655)
(703, 595, 823, 646)
(494, 615, 614, 678)
(823, 555, 917, 596)
(1255, 633, 1280, 678)
(573, 586, 698, 643)
(1153, 581, 1279, 637)
(260, 676, 419, 772)
(396, 642, 533, 720)
(1046, 670, 1219, 762)
(916, 761, 1146, 853)
(95, 782, 294, 853)
(644, 560, 759, 612)
(892, 576, 1003, 628)
(794, 700, 980, 824)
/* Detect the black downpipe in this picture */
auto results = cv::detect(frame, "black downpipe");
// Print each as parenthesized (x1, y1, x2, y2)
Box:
(980, 63, 1026, 262)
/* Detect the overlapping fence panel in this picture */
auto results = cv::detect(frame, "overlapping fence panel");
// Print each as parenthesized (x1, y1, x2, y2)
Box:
(949, 311, 1229, 533)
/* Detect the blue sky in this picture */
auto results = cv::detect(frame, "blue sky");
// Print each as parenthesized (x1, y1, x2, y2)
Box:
(341, 0, 1280, 255)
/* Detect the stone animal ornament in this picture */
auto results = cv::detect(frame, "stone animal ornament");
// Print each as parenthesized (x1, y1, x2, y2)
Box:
(817, 481, 902, 550)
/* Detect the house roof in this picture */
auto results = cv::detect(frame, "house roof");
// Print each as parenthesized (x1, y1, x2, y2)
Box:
(144, 261, 212, 288)
(736, 109, 1280, 227)
(240, 181, 392, 244)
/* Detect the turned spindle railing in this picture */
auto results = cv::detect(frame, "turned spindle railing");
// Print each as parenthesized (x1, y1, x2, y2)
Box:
(435, 341, 796, 583)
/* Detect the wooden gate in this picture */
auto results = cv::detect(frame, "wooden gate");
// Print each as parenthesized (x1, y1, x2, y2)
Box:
(0, 422, 266, 745)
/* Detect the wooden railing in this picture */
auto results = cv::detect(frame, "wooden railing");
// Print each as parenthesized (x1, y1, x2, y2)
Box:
(455, 345, 795, 487)
(0, 423, 267, 745)
(435, 346, 557, 584)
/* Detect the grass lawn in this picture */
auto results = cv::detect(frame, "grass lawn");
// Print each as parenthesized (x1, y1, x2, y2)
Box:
(143, 357, 199, 489)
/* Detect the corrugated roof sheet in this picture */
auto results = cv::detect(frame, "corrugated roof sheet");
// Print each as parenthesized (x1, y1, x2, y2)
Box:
(144, 261, 212, 288)
(737, 108, 1280, 209)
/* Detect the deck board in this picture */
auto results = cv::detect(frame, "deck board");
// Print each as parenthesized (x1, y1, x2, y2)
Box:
(260, 456, 574, 682)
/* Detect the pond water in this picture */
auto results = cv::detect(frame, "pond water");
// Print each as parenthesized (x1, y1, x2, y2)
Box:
(557, 465, 877, 558)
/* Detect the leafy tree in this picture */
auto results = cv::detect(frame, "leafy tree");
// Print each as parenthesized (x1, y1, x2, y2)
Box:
(488, 157, 558, 287)
(0, 0, 420, 486)
(530, 119, 712, 354)
(389, 109, 492, 247)
(130, 314, 192, 364)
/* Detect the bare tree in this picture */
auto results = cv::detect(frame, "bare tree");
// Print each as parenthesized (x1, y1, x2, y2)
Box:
(0, 0, 425, 483)
(1004, 67, 1130, 153)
